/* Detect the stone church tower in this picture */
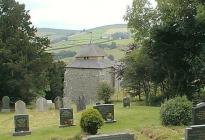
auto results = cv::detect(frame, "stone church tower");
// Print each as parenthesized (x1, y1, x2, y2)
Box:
(64, 44, 115, 103)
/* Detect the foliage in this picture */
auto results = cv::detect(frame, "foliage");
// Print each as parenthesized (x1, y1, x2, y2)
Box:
(123, 0, 205, 104)
(0, 0, 53, 103)
(111, 32, 130, 40)
(45, 61, 65, 100)
(160, 96, 192, 126)
(97, 81, 114, 104)
(53, 50, 76, 60)
(98, 42, 117, 49)
(80, 109, 104, 135)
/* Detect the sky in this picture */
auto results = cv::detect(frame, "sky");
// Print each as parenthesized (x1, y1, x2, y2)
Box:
(16, 0, 154, 30)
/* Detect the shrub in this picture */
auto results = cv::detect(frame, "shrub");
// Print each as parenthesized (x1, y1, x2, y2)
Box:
(160, 96, 192, 126)
(97, 81, 114, 104)
(80, 109, 104, 135)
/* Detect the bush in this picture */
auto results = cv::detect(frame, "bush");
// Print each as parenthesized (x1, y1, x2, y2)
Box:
(160, 96, 192, 126)
(97, 82, 114, 104)
(80, 109, 104, 135)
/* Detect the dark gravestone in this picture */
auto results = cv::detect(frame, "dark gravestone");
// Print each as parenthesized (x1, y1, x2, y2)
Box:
(13, 100, 31, 136)
(54, 96, 63, 110)
(192, 102, 205, 125)
(77, 95, 86, 112)
(13, 115, 31, 136)
(59, 108, 75, 127)
(83, 132, 135, 140)
(185, 125, 205, 140)
(93, 104, 116, 123)
(1, 96, 10, 112)
(123, 97, 130, 108)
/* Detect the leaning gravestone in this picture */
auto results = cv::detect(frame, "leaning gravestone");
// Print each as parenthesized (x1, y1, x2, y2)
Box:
(54, 96, 63, 109)
(59, 108, 75, 128)
(76, 95, 86, 112)
(123, 97, 130, 108)
(36, 97, 48, 112)
(93, 104, 116, 123)
(83, 132, 135, 140)
(63, 97, 71, 108)
(1, 96, 10, 112)
(185, 102, 205, 140)
(13, 100, 31, 136)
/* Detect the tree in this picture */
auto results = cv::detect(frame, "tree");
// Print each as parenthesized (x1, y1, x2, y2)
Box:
(97, 82, 114, 104)
(124, 0, 205, 103)
(0, 0, 53, 103)
(45, 61, 65, 100)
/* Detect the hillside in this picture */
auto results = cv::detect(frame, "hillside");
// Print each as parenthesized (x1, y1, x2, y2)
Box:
(37, 24, 133, 63)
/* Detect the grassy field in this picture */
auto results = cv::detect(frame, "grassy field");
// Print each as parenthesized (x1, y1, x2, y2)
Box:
(0, 103, 185, 140)
(37, 24, 133, 63)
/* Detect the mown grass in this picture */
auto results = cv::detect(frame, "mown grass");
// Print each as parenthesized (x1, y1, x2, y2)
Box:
(0, 102, 185, 140)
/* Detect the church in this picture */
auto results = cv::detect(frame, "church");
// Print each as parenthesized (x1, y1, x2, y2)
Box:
(64, 44, 115, 103)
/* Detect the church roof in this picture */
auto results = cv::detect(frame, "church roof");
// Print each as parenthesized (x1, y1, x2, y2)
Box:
(67, 59, 114, 69)
(75, 44, 106, 58)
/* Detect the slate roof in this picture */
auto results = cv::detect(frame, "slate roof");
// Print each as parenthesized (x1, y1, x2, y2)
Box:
(67, 59, 114, 69)
(75, 44, 106, 58)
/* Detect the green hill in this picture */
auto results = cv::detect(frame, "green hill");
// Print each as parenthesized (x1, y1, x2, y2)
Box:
(37, 24, 133, 63)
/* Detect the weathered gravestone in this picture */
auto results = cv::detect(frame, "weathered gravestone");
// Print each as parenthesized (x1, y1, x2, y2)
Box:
(185, 102, 205, 140)
(83, 132, 135, 140)
(47, 100, 55, 110)
(123, 97, 130, 108)
(15, 100, 26, 114)
(13, 100, 31, 136)
(1, 96, 10, 112)
(185, 125, 205, 140)
(93, 104, 116, 123)
(76, 95, 86, 112)
(54, 96, 63, 109)
(36, 97, 48, 112)
(63, 97, 71, 108)
(192, 102, 205, 125)
(59, 108, 75, 128)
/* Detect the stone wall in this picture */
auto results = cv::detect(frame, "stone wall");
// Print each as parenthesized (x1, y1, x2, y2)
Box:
(64, 67, 114, 103)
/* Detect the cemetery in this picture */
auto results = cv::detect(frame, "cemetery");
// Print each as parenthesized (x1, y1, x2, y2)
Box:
(0, 0, 205, 140)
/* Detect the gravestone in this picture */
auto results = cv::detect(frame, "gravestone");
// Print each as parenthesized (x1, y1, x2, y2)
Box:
(123, 97, 130, 108)
(192, 102, 205, 125)
(63, 97, 71, 108)
(1, 96, 10, 112)
(76, 95, 86, 112)
(13, 100, 31, 136)
(93, 104, 116, 123)
(47, 100, 55, 110)
(54, 96, 63, 109)
(15, 100, 26, 114)
(59, 108, 75, 128)
(36, 97, 48, 112)
(185, 125, 205, 140)
(83, 132, 135, 140)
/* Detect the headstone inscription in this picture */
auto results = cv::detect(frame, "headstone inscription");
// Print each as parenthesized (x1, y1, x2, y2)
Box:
(83, 132, 135, 140)
(76, 95, 86, 112)
(185, 102, 205, 140)
(13, 100, 31, 136)
(36, 97, 48, 112)
(192, 102, 205, 125)
(123, 97, 130, 108)
(59, 108, 75, 128)
(93, 104, 116, 123)
(54, 96, 63, 109)
(1, 96, 10, 112)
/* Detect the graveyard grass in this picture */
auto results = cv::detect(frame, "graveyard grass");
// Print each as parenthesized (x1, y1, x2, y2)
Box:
(0, 103, 185, 140)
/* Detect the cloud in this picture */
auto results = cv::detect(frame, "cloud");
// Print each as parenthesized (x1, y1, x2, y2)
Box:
(16, 0, 133, 29)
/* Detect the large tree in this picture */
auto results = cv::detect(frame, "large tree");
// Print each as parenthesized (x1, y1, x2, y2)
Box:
(124, 0, 205, 102)
(0, 0, 53, 103)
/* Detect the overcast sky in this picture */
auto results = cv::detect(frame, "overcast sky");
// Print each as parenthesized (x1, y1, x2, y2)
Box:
(16, 0, 155, 30)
